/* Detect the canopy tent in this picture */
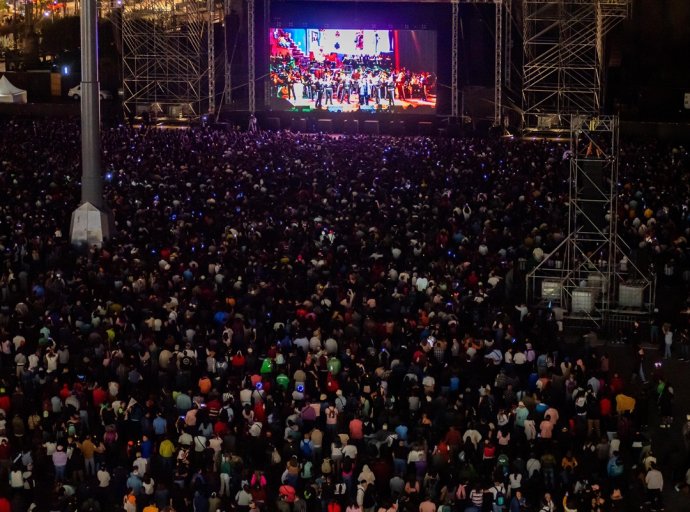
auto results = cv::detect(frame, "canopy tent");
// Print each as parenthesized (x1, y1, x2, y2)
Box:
(0, 75, 27, 104)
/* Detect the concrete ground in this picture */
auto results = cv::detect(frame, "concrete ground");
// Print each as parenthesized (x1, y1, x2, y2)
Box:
(586, 337, 690, 511)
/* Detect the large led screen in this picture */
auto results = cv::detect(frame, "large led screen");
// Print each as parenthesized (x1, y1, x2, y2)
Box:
(269, 28, 437, 114)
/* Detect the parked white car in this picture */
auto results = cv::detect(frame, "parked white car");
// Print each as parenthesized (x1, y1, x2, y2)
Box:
(68, 84, 113, 100)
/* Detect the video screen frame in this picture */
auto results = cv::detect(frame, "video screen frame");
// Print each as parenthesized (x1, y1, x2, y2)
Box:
(269, 27, 437, 114)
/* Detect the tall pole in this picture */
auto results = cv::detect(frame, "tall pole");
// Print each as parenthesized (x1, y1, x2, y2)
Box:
(80, 0, 102, 209)
(70, 0, 111, 247)
(451, 0, 459, 120)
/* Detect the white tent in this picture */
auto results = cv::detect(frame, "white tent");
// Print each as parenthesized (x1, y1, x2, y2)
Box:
(0, 75, 27, 104)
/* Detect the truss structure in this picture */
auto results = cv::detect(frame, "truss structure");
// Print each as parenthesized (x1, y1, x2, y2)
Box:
(121, 0, 217, 119)
(220, 0, 509, 125)
(526, 115, 655, 332)
(451, 0, 460, 119)
(119, 0, 514, 124)
(522, 0, 630, 131)
(247, 0, 255, 113)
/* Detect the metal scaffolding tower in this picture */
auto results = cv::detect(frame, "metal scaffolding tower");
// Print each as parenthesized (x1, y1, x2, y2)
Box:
(526, 115, 655, 333)
(246, 0, 255, 113)
(494, 0, 502, 127)
(231, 0, 508, 124)
(208, 0, 217, 115)
(121, 0, 218, 119)
(522, 0, 630, 131)
(451, 0, 460, 119)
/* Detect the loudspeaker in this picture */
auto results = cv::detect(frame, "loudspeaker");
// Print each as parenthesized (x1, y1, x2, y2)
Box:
(362, 120, 379, 134)
(291, 118, 307, 132)
(343, 119, 359, 134)
(317, 119, 333, 133)
(418, 121, 434, 135)
(266, 117, 280, 131)
(388, 120, 405, 136)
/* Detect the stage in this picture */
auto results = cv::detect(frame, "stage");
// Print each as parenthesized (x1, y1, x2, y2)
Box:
(270, 93, 437, 115)
(217, 1, 503, 131)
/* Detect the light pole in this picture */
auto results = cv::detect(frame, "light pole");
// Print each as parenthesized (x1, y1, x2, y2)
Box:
(69, 0, 112, 247)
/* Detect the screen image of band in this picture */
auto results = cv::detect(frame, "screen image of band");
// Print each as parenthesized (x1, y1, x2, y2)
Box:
(269, 28, 437, 113)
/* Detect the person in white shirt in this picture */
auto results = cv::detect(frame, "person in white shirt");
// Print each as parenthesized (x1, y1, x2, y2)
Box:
(508, 471, 522, 497)
(513, 350, 527, 366)
(645, 463, 663, 505)
(462, 425, 482, 449)
(97, 465, 111, 488)
(526, 454, 541, 478)
(488, 479, 506, 512)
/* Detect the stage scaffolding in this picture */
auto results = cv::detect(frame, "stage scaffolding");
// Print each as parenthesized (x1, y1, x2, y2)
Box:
(117, 0, 515, 124)
(121, 0, 221, 120)
(522, 0, 630, 132)
(219, 0, 513, 126)
(526, 115, 655, 335)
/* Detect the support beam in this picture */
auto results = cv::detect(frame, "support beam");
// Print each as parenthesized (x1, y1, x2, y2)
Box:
(494, 0, 502, 126)
(223, 0, 233, 107)
(208, 0, 216, 114)
(247, 0, 256, 113)
(451, 0, 459, 119)
(526, 115, 655, 333)
(522, 0, 630, 132)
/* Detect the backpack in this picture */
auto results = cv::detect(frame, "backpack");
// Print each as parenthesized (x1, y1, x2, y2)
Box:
(492, 485, 506, 507)
(321, 458, 333, 475)
(326, 372, 339, 393)
(260, 357, 274, 374)
(104, 428, 117, 445)
(300, 461, 313, 479)
(271, 448, 282, 465)
(300, 439, 313, 458)
(280, 485, 296, 503)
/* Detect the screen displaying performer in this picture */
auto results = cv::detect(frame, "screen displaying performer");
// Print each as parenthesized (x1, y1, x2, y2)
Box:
(269, 28, 437, 113)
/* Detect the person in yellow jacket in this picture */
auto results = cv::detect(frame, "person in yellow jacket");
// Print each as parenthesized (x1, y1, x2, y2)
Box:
(615, 394, 635, 414)
(158, 437, 176, 471)
(142, 502, 159, 512)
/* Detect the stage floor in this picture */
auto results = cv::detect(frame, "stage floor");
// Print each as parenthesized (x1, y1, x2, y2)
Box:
(271, 93, 436, 114)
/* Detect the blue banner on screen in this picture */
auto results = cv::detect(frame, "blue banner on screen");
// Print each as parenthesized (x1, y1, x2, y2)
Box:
(269, 28, 437, 114)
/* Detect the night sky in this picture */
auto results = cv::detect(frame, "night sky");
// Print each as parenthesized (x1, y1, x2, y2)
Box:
(609, 0, 690, 118)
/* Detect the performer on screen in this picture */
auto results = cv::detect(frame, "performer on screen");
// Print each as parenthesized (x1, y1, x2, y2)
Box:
(324, 74, 334, 106)
(386, 73, 396, 107)
(355, 31, 364, 51)
(371, 73, 381, 105)
(286, 70, 297, 101)
(396, 70, 407, 101)
(336, 72, 351, 104)
(358, 74, 370, 105)
(314, 77, 324, 109)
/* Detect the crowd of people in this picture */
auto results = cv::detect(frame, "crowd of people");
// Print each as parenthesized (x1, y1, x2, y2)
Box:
(0, 118, 689, 512)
